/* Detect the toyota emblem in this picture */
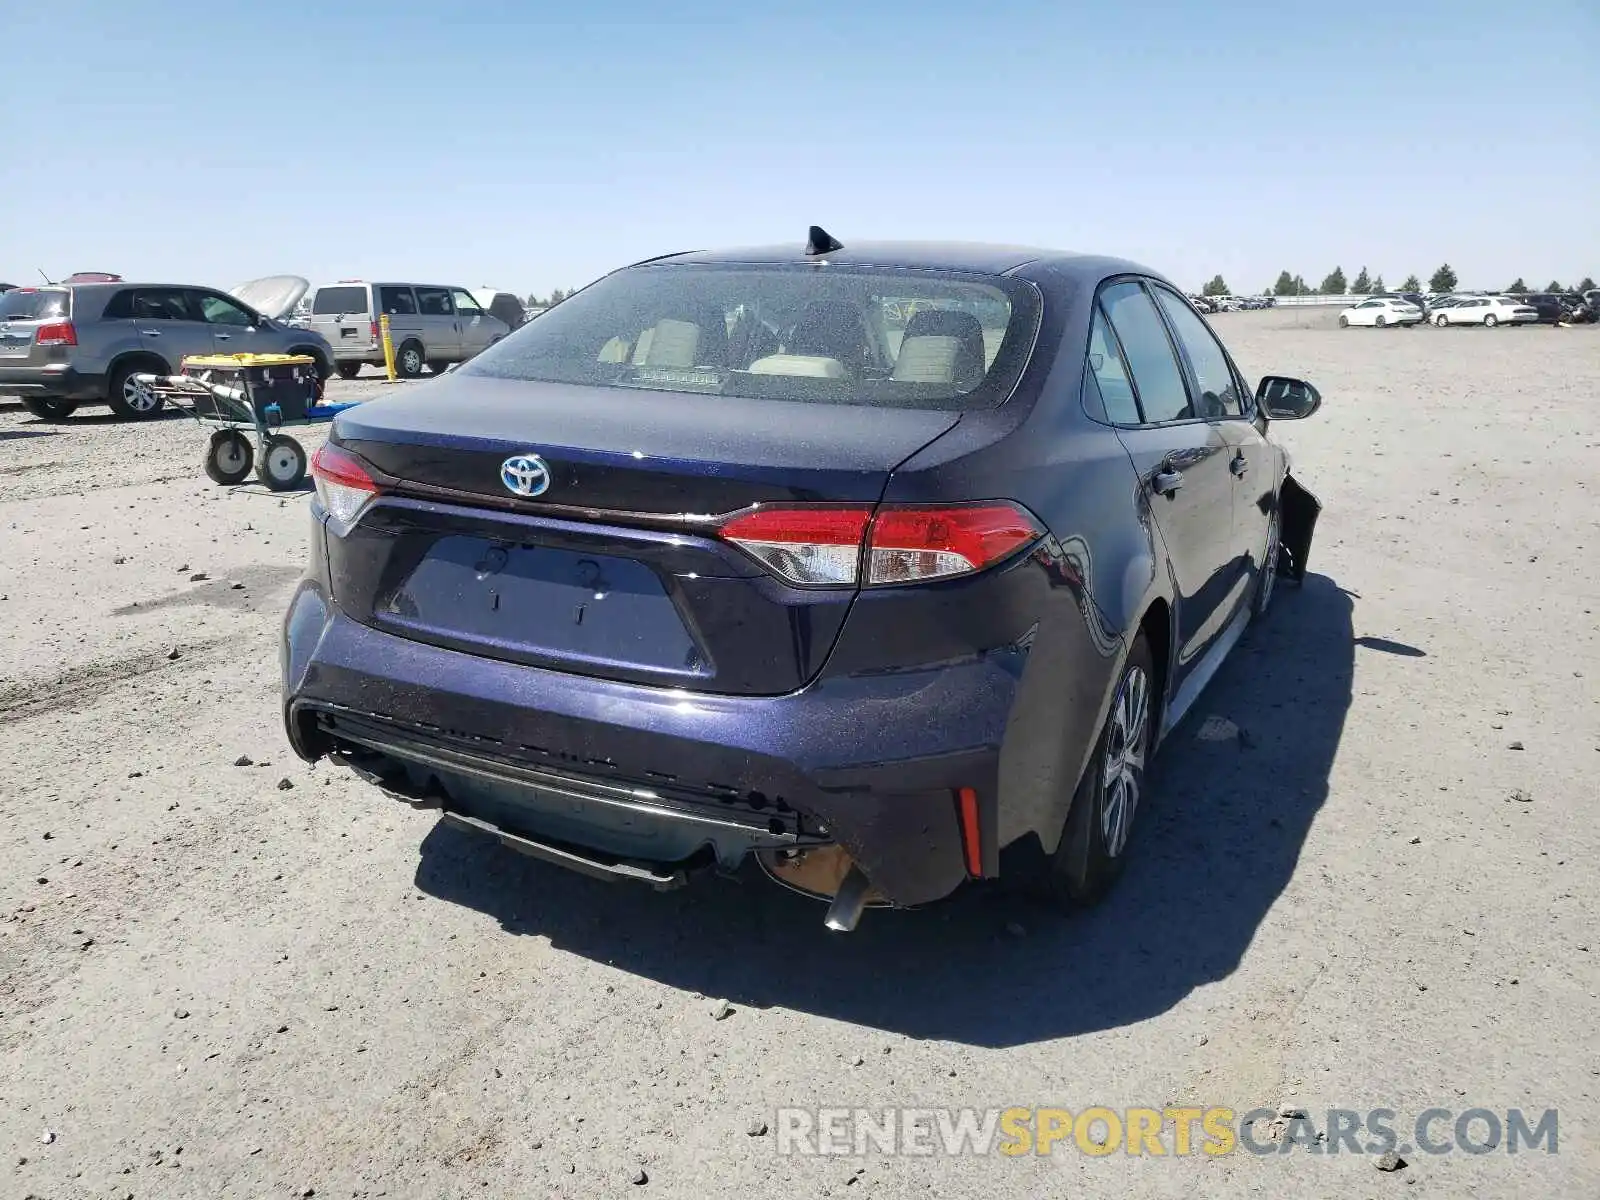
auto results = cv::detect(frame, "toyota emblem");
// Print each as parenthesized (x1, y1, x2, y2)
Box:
(500, 454, 552, 498)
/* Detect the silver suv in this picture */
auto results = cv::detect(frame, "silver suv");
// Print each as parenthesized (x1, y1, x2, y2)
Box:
(0, 276, 335, 421)
(306, 281, 510, 379)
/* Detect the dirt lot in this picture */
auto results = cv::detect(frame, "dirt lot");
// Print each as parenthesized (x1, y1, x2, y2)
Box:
(2, 312, 1597, 1199)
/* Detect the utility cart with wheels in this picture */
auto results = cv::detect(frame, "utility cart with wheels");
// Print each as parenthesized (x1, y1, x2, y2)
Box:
(134, 354, 363, 492)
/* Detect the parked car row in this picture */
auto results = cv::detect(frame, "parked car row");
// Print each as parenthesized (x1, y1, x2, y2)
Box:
(1341, 291, 1598, 329)
(0, 273, 518, 420)
(1188, 295, 1276, 314)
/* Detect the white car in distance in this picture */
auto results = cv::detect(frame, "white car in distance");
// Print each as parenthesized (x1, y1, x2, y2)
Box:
(1430, 296, 1538, 328)
(1338, 297, 1423, 328)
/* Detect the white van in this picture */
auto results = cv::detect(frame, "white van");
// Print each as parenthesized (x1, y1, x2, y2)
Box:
(306, 281, 511, 378)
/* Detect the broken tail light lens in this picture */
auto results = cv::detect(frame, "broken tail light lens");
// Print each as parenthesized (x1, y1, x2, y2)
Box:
(719, 502, 1043, 588)
(310, 443, 380, 528)
(35, 321, 77, 347)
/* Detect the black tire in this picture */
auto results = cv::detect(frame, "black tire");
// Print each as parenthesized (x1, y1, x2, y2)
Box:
(1375, 315, 1386, 328)
(395, 341, 425, 378)
(256, 434, 307, 491)
(21, 398, 77, 421)
(290, 348, 331, 399)
(336, 362, 362, 380)
(1253, 507, 1281, 617)
(1483, 314, 1498, 328)
(107, 362, 166, 420)
(1435, 314, 1449, 328)
(427, 360, 451, 375)
(204, 429, 254, 485)
(1338, 315, 1349, 328)
(1039, 634, 1157, 907)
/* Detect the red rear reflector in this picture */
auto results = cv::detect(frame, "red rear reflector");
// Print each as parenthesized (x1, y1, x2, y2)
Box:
(957, 787, 983, 877)
(718, 502, 1042, 588)
(35, 321, 77, 347)
(867, 504, 1043, 585)
(369, 321, 379, 342)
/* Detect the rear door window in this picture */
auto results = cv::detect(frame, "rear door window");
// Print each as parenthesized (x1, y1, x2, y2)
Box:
(1152, 286, 1246, 417)
(378, 286, 416, 315)
(313, 286, 371, 316)
(416, 287, 454, 316)
(1100, 281, 1192, 423)
(129, 288, 198, 322)
(1085, 308, 1141, 424)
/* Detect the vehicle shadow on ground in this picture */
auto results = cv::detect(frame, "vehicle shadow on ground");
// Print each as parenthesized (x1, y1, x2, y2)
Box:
(415, 572, 1356, 1047)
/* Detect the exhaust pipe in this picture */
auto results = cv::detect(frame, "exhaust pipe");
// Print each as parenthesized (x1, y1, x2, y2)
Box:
(757, 845, 886, 932)
(823, 865, 872, 933)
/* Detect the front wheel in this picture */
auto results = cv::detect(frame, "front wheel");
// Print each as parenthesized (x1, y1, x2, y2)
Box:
(1434, 314, 1449, 327)
(1338, 315, 1349, 328)
(1254, 509, 1281, 617)
(1040, 634, 1156, 907)
(21, 398, 77, 421)
(1375, 315, 1387, 328)
(1484, 314, 1498, 328)
(256, 434, 307, 491)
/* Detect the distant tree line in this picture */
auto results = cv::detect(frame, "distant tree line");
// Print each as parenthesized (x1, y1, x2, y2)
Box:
(525, 288, 575, 309)
(1217, 265, 1598, 298)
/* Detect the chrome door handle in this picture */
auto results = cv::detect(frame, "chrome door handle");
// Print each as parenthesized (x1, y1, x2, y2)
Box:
(215, 334, 231, 340)
(1152, 468, 1183, 496)
(1229, 453, 1248, 477)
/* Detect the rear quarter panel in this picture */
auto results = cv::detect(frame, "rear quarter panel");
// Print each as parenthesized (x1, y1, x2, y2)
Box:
(878, 262, 1172, 850)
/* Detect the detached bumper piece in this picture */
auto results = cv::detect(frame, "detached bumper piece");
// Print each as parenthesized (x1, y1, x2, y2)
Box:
(310, 705, 830, 889)
(1279, 473, 1321, 582)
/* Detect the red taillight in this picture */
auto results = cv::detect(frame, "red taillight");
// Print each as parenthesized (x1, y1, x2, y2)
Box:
(718, 502, 1042, 588)
(866, 505, 1043, 585)
(35, 321, 77, 347)
(310, 443, 379, 526)
(369, 320, 379, 343)
(719, 506, 871, 587)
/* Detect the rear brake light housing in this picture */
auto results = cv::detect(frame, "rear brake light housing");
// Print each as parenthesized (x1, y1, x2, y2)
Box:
(35, 321, 77, 347)
(719, 502, 1043, 588)
(310, 443, 380, 528)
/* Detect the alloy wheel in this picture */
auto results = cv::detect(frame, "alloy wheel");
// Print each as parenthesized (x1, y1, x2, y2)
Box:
(1100, 664, 1150, 858)
(123, 375, 158, 412)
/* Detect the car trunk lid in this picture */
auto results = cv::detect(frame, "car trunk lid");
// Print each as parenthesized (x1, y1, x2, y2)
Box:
(324, 375, 963, 695)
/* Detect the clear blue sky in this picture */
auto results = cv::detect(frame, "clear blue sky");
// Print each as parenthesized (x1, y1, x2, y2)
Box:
(4, 0, 1595, 295)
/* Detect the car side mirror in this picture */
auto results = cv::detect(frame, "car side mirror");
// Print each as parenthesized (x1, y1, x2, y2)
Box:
(1257, 375, 1321, 420)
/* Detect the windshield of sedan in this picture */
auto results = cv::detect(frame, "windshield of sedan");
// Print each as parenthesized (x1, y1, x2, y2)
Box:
(460, 263, 1041, 410)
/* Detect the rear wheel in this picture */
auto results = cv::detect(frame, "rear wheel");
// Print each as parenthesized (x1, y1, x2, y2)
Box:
(21, 398, 77, 421)
(108, 363, 165, 420)
(1375, 315, 1386, 328)
(336, 362, 362, 380)
(256, 434, 307, 491)
(1435, 314, 1449, 327)
(204, 428, 254, 485)
(396, 341, 425, 378)
(1484, 314, 1498, 328)
(1039, 634, 1155, 907)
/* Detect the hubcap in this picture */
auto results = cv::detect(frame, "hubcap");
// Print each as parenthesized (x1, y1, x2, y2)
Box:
(1100, 664, 1150, 857)
(402, 349, 421, 373)
(123, 377, 157, 411)
(217, 441, 245, 470)
(268, 447, 298, 479)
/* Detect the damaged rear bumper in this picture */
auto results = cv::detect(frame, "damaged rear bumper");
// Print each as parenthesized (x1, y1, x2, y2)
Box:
(282, 584, 1014, 908)
(1279, 473, 1321, 582)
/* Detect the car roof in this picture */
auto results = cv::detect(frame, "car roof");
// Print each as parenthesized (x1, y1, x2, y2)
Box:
(651, 240, 1151, 279)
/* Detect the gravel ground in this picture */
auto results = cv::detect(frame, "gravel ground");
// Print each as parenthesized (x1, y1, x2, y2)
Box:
(2, 314, 1597, 1199)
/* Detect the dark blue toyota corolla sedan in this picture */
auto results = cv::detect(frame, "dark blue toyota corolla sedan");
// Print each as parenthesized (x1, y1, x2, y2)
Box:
(281, 231, 1321, 930)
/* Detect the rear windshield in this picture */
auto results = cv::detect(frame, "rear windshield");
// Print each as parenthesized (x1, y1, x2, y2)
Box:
(0, 288, 70, 320)
(461, 263, 1041, 410)
(312, 285, 370, 316)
